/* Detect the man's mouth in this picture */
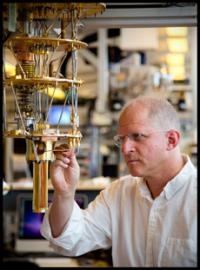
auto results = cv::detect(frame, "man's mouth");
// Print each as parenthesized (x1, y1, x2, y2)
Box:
(127, 159, 140, 164)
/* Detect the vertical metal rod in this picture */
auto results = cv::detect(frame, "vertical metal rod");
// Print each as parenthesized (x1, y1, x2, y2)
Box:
(96, 28, 109, 113)
(45, 82, 58, 123)
(33, 161, 48, 213)
(3, 86, 7, 131)
(56, 95, 68, 129)
(70, 7, 79, 128)
(10, 82, 27, 133)
(31, 140, 40, 163)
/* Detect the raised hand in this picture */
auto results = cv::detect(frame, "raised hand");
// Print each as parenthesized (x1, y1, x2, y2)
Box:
(50, 144, 80, 196)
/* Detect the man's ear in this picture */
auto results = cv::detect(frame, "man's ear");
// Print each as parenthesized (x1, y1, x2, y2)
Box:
(166, 130, 180, 150)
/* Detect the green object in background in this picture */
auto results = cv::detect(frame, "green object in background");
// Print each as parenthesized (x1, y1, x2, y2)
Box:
(8, 3, 17, 32)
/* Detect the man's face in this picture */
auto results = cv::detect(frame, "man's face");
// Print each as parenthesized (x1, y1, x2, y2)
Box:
(118, 106, 168, 178)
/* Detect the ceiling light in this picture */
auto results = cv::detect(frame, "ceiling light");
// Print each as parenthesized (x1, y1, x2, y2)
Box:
(168, 66, 186, 80)
(167, 38, 188, 53)
(166, 53, 185, 66)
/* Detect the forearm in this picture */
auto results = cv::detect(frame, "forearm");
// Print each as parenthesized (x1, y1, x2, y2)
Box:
(49, 191, 75, 237)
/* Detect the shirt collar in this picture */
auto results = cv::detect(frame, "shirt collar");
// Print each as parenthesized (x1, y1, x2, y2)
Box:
(137, 155, 196, 201)
(163, 154, 196, 200)
(137, 177, 153, 201)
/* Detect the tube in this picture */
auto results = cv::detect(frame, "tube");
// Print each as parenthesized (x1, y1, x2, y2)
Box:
(32, 161, 48, 213)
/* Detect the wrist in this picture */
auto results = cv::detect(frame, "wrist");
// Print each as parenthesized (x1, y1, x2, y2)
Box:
(53, 190, 75, 201)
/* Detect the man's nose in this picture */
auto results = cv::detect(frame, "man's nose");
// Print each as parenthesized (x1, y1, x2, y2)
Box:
(121, 137, 136, 154)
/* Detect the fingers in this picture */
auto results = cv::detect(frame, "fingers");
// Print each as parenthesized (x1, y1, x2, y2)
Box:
(53, 152, 72, 168)
(52, 159, 69, 169)
(52, 144, 77, 168)
(53, 143, 70, 152)
(53, 144, 74, 156)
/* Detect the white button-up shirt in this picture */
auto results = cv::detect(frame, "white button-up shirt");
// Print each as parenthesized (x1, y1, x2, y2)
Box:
(41, 155, 197, 267)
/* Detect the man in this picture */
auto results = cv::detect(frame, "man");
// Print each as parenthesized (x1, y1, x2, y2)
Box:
(41, 96, 197, 267)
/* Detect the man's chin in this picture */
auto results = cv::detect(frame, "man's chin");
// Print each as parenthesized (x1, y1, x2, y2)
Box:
(128, 168, 142, 177)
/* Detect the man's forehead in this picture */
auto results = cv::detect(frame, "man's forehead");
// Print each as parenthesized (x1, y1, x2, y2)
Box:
(120, 104, 149, 121)
(118, 104, 153, 132)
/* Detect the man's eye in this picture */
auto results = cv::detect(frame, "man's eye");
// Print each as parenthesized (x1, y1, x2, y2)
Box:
(130, 133, 145, 141)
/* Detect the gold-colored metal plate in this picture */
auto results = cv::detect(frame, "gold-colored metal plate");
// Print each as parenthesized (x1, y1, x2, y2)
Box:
(4, 129, 28, 138)
(6, 36, 88, 52)
(5, 77, 83, 88)
(5, 129, 83, 139)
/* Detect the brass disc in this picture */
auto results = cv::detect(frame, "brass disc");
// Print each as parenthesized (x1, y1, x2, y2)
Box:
(5, 77, 83, 89)
(6, 36, 88, 52)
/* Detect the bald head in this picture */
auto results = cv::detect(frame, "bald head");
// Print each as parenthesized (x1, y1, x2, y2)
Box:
(119, 96, 181, 132)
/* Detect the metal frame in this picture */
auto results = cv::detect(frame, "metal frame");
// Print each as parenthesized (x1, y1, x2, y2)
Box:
(82, 4, 197, 28)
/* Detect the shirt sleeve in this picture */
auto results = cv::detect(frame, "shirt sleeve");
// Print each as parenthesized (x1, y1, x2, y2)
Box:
(40, 200, 85, 255)
(40, 191, 112, 256)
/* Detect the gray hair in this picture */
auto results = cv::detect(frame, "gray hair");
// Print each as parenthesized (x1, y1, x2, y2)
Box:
(120, 96, 181, 132)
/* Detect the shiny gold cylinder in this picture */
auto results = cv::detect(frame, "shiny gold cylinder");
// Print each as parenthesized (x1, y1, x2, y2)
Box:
(33, 161, 49, 213)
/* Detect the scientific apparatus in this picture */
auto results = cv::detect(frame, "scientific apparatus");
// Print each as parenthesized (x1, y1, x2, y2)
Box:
(3, 3, 106, 212)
